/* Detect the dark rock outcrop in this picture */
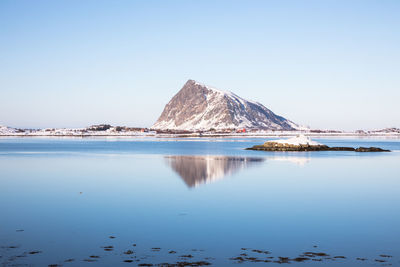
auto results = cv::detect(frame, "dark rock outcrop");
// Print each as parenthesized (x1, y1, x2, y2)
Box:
(246, 143, 390, 152)
(354, 147, 390, 152)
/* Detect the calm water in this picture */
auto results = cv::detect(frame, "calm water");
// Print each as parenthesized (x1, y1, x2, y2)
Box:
(0, 137, 399, 266)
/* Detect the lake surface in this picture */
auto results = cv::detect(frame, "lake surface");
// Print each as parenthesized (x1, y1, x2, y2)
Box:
(0, 137, 399, 266)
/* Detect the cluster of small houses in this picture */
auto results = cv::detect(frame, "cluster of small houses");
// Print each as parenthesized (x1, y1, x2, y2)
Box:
(9, 125, 152, 135)
(355, 128, 400, 134)
(42, 124, 251, 134)
(154, 128, 248, 134)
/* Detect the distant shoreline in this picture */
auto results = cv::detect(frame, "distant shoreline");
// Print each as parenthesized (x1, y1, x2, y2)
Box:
(2, 124, 399, 138)
(1, 132, 400, 138)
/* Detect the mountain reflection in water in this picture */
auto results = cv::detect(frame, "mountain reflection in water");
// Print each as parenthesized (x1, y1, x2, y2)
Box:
(164, 156, 265, 188)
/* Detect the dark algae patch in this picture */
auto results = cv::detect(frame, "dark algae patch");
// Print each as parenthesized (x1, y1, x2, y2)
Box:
(292, 257, 310, 262)
(102, 245, 114, 251)
(302, 251, 330, 257)
(333, 255, 347, 259)
(252, 249, 271, 254)
(28, 250, 42, 255)
(380, 254, 393, 258)
(2, 245, 19, 249)
(229, 248, 395, 265)
(124, 249, 134, 255)
(83, 258, 98, 262)
(157, 261, 211, 266)
(275, 257, 290, 264)
(179, 254, 194, 258)
(0, 240, 397, 266)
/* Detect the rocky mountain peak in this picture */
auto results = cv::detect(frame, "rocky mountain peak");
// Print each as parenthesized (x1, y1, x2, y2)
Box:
(152, 79, 300, 131)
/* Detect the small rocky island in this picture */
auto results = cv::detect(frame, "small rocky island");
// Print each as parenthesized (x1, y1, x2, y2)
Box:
(246, 135, 390, 152)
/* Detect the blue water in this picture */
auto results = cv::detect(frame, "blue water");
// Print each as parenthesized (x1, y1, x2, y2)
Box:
(0, 137, 399, 266)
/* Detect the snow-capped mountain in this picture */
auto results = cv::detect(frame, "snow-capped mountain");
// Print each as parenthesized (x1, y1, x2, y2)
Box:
(152, 79, 301, 131)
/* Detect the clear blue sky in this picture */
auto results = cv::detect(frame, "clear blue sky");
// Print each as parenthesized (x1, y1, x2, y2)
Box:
(1, 0, 399, 130)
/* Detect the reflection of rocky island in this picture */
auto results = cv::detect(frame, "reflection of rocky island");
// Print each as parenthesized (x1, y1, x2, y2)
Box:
(165, 156, 265, 188)
(269, 156, 310, 166)
(247, 135, 390, 152)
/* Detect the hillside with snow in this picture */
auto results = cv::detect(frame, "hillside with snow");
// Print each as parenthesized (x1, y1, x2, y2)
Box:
(0, 125, 19, 135)
(152, 80, 303, 131)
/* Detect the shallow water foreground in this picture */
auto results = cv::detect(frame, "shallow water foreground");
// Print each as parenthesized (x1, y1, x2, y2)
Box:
(0, 137, 399, 266)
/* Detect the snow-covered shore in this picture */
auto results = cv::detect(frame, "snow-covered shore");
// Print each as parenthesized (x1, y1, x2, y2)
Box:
(1, 125, 399, 138)
(0, 125, 155, 137)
